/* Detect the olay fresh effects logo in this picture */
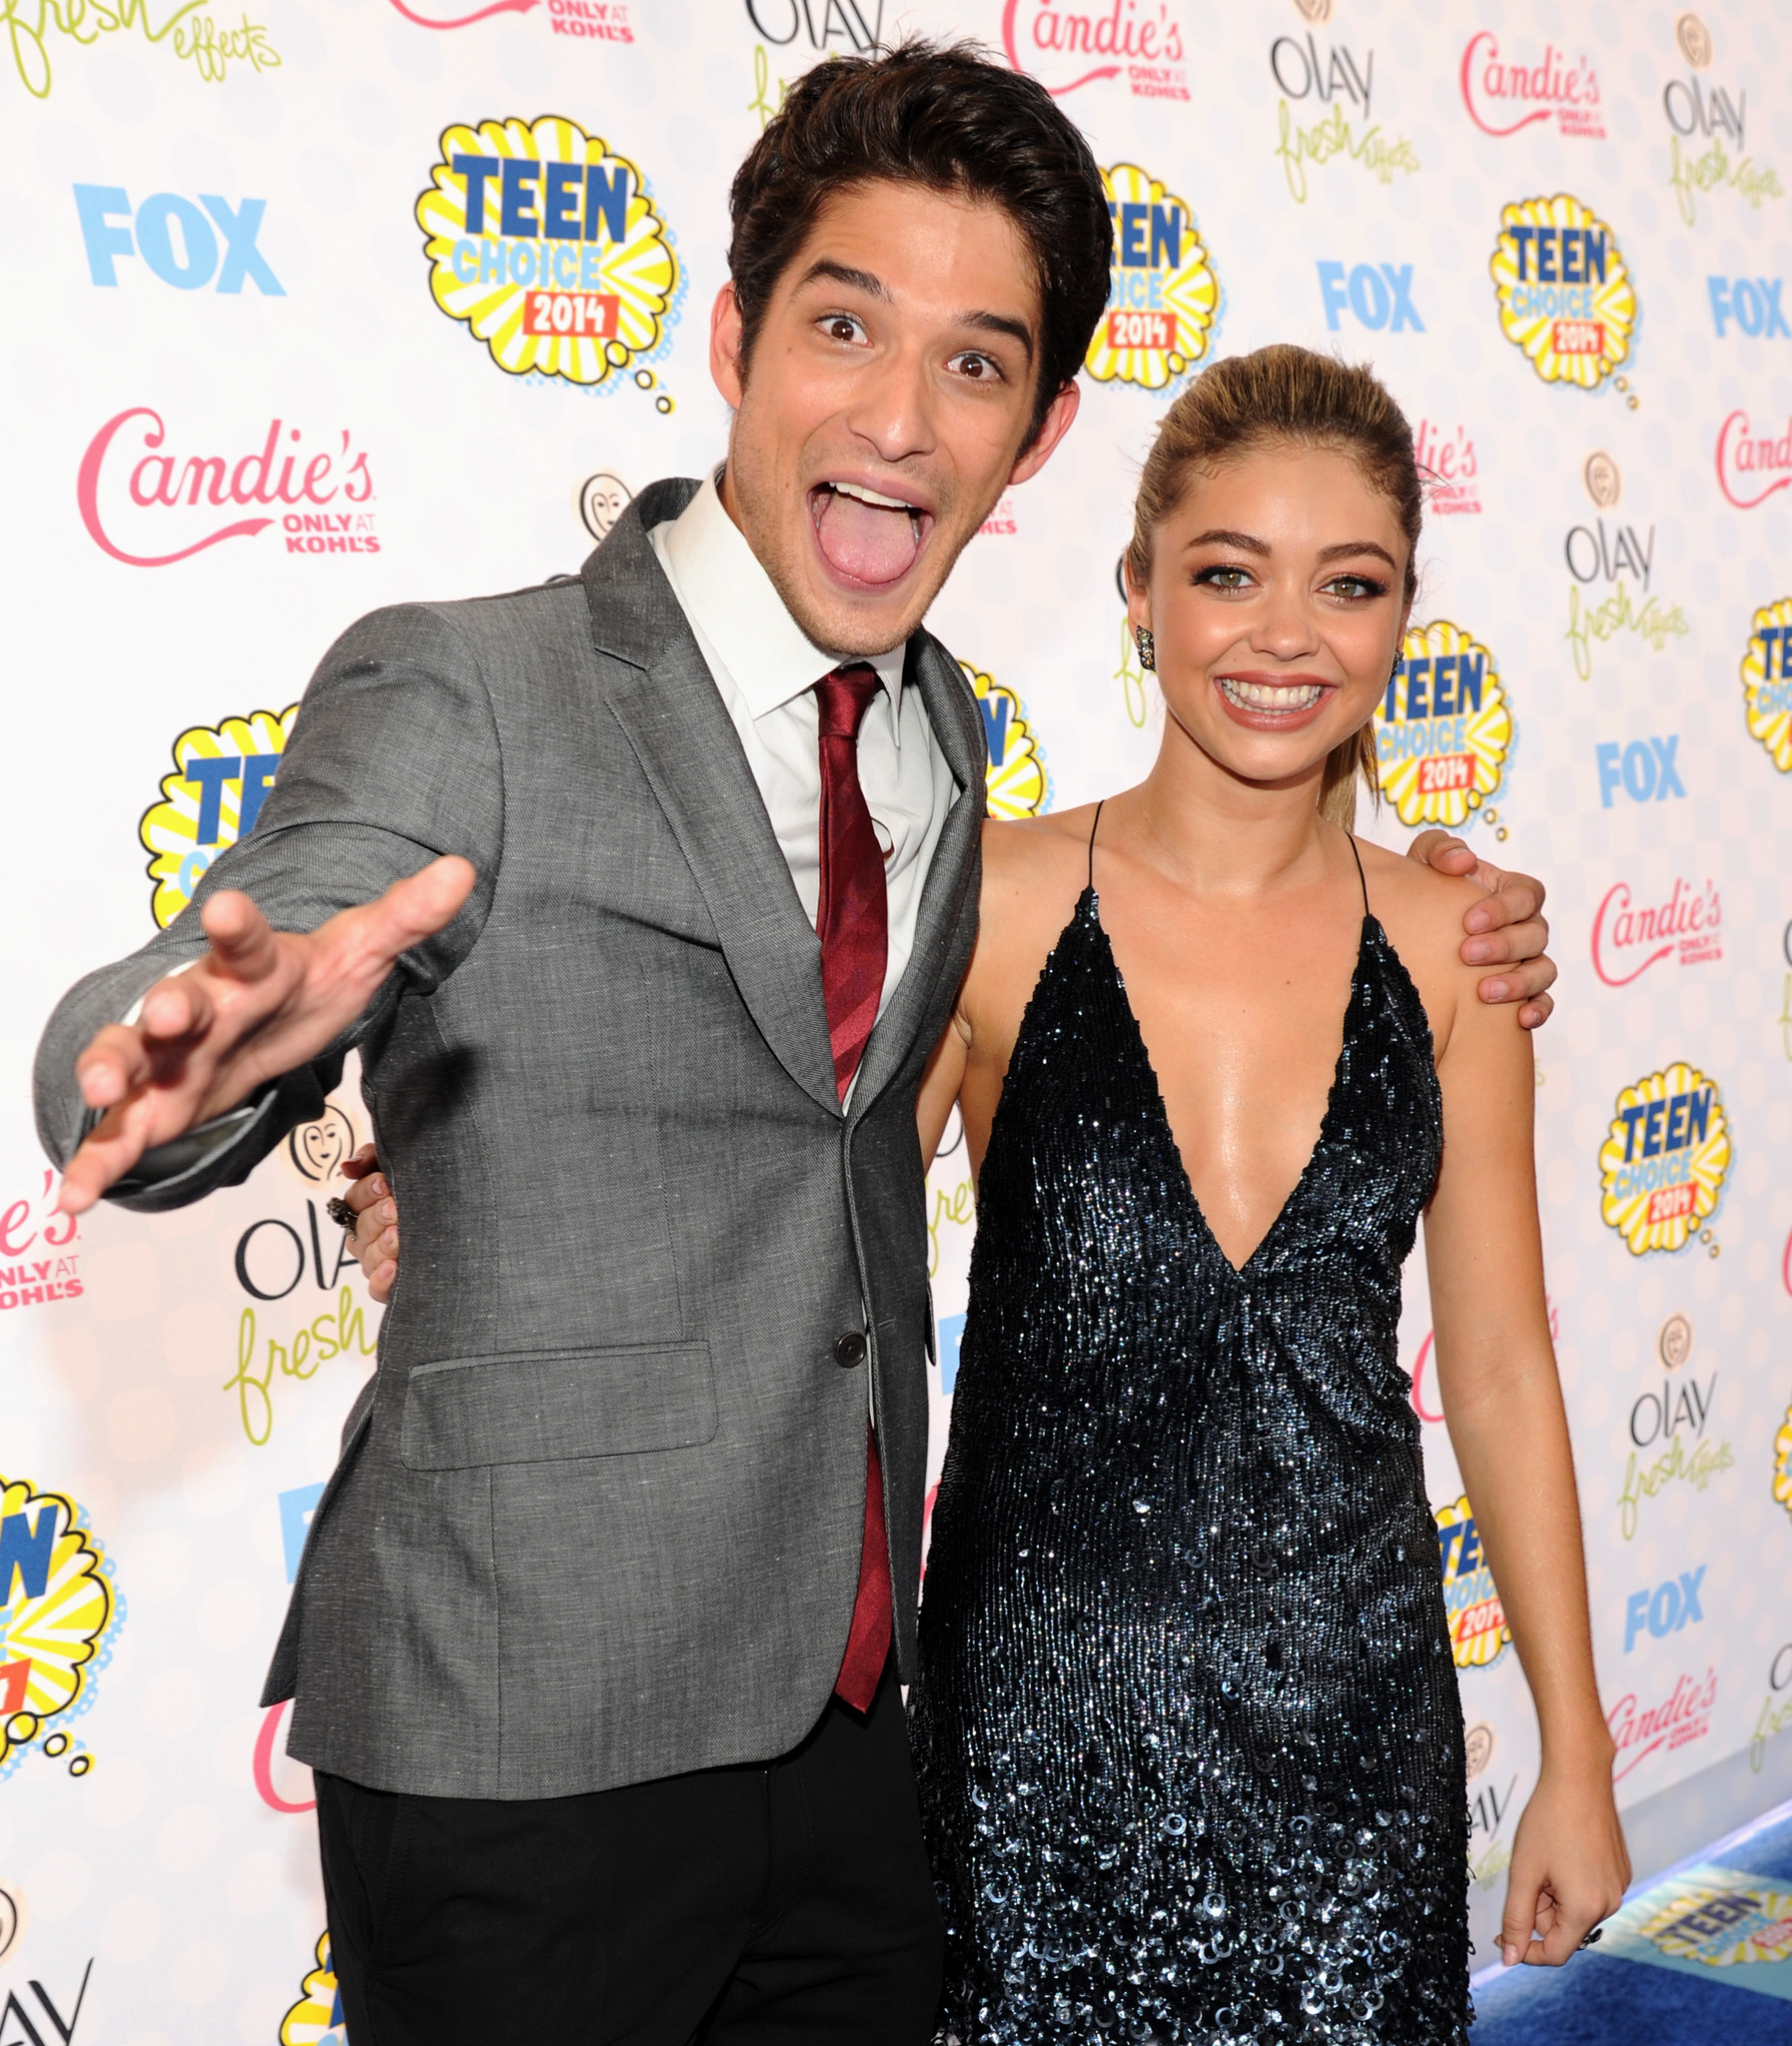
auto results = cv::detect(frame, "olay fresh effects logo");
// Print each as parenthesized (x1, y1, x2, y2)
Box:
(1084, 165, 1217, 391)
(1717, 415, 1792, 509)
(74, 185, 283, 294)
(1739, 599, 1792, 773)
(1599, 1063, 1730, 1258)
(1272, 29, 1415, 206)
(1435, 1496, 1510, 1668)
(418, 118, 678, 394)
(1490, 196, 1636, 392)
(1414, 421, 1479, 515)
(139, 705, 299, 925)
(745, 0, 880, 54)
(1001, 1, 1189, 103)
(9, 0, 278, 100)
(1708, 278, 1790, 339)
(1607, 1666, 1716, 1783)
(1372, 621, 1510, 832)
(1660, 15, 1782, 226)
(1459, 34, 1603, 140)
(1591, 878, 1722, 987)
(1617, 1314, 1732, 1543)
(78, 412, 376, 567)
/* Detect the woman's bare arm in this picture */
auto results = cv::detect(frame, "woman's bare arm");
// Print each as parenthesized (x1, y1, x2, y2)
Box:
(1425, 984, 1629, 1966)
(917, 1009, 971, 1173)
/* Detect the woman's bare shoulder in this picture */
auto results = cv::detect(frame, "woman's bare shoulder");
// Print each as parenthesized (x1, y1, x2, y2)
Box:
(1353, 835, 1483, 960)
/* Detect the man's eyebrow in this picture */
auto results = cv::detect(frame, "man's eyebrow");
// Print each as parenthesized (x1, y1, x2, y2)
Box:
(795, 261, 1034, 358)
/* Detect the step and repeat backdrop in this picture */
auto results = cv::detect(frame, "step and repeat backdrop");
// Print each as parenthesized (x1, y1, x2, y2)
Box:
(2, 0, 1791, 2033)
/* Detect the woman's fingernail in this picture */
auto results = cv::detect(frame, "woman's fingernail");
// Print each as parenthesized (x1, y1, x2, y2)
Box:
(1503, 1945, 1518, 1967)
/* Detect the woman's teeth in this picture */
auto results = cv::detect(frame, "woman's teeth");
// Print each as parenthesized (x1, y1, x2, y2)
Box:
(1219, 678, 1325, 712)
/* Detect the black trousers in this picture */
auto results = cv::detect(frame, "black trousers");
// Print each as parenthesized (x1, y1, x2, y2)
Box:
(315, 1662, 943, 2045)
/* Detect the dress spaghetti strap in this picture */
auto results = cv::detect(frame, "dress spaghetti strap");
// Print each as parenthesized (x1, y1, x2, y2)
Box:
(1345, 832, 1369, 917)
(1088, 800, 1106, 890)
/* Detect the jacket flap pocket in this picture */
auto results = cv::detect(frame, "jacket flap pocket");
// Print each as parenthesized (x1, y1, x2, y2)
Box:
(399, 1342, 716, 1470)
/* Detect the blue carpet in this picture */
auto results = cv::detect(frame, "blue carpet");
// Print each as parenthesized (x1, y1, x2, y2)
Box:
(1469, 1802, 1792, 2043)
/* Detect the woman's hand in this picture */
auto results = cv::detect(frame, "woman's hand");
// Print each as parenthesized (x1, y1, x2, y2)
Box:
(1499, 1750, 1630, 1966)
(339, 1143, 398, 1304)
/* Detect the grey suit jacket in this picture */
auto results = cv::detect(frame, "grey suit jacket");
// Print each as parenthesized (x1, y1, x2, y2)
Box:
(34, 479, 986, 1797)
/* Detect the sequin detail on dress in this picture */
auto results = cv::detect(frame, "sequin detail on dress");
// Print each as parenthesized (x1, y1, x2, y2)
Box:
(914, 873, 1468, 2045)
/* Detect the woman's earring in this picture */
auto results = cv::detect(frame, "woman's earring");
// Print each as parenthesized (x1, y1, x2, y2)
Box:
(1135, 626, 1156, 672)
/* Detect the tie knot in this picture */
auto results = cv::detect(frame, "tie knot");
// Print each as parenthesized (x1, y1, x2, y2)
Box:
(816, 663, 881, 742)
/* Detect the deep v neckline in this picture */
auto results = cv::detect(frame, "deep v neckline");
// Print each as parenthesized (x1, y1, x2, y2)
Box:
(1088, 889, 1375, 1281)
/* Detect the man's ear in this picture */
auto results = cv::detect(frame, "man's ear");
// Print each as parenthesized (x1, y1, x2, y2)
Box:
(1007, 379, 1082, 488)
(709, 282, 746, 410)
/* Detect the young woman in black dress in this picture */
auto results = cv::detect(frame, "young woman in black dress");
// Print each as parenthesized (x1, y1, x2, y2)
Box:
(912, 347, 1627, 2044)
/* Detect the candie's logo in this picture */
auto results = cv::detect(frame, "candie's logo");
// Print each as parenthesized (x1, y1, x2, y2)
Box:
(1740, 599, 1792, 772)
(1435, 1496, 1510, 1668)
(1599, 1063, 1730, 1257)
(1459, 34, 1604, 139)
(418, 118, 678, 393)
(960, 664, 1045, 820)
(1715, 413, 1792, 508)
(1001, 0, 1189, 103)
(281, 1931, 345, 2044)
(1414, 420, 1480, 514)
(78, 411, 376, 567)
(1085, 166, 1217, 392)
(0, 1475, 119, 1780)
(1490, 196, 1636, 391)
(1591, 877, 1722, 986)
(140, 706, 298, 926)
(1373, 621, 1510, 830)
(1607, 1666, 1716, 1781)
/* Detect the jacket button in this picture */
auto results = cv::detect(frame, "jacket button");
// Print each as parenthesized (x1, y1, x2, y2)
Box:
(833, 1331, 868, 1368)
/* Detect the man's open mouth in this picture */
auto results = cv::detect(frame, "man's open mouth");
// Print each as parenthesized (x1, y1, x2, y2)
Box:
(808, 480, 934, 588)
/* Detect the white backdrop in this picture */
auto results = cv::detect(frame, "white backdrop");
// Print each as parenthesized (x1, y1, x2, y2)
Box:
(3, 0, 1791, 2035)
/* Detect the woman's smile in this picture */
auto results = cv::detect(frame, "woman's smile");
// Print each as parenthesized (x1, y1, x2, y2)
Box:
(1213, 669, 1336, 732)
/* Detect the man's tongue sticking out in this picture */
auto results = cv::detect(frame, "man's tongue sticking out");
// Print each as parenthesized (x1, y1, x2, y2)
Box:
(812, 487, 921, 587)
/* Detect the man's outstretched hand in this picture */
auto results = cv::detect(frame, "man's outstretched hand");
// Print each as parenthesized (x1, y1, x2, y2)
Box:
(60, 856, 476, 1216)
(1409, 829, 1555, 1030)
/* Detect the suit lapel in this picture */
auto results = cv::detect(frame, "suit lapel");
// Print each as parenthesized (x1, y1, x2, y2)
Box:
(585, 487, 841, 1119)
(847, 631, 988, 1120)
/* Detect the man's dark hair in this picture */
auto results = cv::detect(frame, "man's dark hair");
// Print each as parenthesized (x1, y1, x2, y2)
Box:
(727, 39, 1113, 446)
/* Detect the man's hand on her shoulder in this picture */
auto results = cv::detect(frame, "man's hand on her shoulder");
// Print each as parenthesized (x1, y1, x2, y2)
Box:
(1407, 829, 1554, 1031)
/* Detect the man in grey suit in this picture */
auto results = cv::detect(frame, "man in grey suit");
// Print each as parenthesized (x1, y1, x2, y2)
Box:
(36, 41, 1556, 2046)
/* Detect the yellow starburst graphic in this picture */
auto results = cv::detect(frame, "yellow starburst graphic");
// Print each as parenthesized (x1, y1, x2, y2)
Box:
(1434, 1496, 1510, 1669)
(1084, 166, 1219, 393)
(1372, 621, 1511, 829)
(1644, 1881, 1792, 1966)
(1598, 1063, 1730, 1257)
(139, 705, 298, 929)
(418, 117, 678, 388)
(0, 1476, 117, 1776)
(281, 1932, 346, 2044)
(1489, 194, 1635, 390)
(1740, 597, 1792, 773)
(960, 663, 1045, 820)
(1774, 1403, 1792, 1519)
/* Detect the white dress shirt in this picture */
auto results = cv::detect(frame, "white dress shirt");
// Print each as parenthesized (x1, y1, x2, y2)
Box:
(649, 471, 958, 1036)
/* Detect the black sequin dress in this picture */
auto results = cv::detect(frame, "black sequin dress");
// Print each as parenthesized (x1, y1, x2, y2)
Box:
(914, 830, 1469, 2045)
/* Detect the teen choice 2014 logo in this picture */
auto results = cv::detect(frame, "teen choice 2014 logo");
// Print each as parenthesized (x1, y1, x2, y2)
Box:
(1599, 1063, 1730, 1257)
(1435, 1496, 1510, 1668)
(960, 662, 1046, 820)
(1642, 1878, 1792, 1967)
(1773, 1399, 1792, 1523)
(281, 1932, 345, 2045)
(418, 117, 679, 394)
(0, 1474, 120, 1780)
(1490, 195, 1636, 391)
(1372, 620, 1511, 829)
(1084, 165, 1219, 393)
(140, 704, 298, 928)
(1740, 597, 1792, 773)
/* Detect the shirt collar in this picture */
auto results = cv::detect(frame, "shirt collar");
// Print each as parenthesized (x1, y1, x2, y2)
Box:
(659, 469, 907, 723)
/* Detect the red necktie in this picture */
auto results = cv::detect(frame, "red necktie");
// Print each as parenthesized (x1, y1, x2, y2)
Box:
(816, 663, 893, 1711)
